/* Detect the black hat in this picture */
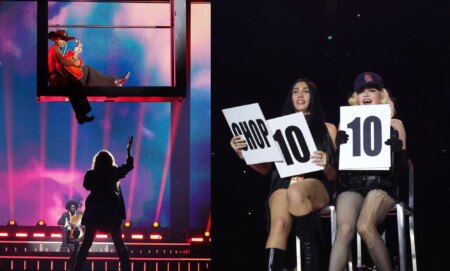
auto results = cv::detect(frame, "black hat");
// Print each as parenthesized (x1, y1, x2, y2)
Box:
(353, 71, 384, 92)
(65, 200, 80, 210)
(48, 29, 75, 41)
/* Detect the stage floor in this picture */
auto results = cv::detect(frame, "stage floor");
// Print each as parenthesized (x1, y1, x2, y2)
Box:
(0, 226, 210, 271)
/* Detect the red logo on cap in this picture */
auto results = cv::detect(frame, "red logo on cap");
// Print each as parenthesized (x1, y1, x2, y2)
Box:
(364, 73, 373, 82)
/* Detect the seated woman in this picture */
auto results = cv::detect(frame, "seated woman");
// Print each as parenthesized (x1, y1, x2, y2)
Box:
(329, 72, 408, 271)
(47, 29, 130, 124)
(48, 29, 130, 87)
(230, 78, 337, 271)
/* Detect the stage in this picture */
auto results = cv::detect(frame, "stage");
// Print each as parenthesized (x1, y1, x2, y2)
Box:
(0, 226, 210, 271)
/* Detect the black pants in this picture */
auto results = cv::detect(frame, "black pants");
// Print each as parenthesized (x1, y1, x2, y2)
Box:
(62, 228, 80, 248)
(50, 74, 91, 117)
(63, 77, 92, 118)
(74, 225, 130, 271)
(80, 65, 116, 86)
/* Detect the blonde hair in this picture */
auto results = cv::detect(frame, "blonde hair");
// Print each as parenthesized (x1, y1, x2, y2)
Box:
(347, 88, 396, 117)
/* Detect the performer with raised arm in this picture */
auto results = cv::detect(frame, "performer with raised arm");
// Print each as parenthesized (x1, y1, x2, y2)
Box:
(74, 136, 134, 271)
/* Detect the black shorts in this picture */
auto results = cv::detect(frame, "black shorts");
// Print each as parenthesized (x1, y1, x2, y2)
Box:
(338, 171, 396, 199)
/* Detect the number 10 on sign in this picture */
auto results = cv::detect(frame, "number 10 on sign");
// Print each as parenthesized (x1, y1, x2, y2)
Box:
(267, 112, 323, 178)
(339, 104, 391, 170)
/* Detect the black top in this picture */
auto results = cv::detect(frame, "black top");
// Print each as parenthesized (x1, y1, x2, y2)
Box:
(81, 156, 134, 230)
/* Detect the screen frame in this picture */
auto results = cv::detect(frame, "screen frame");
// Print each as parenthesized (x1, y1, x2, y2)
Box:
(37, 0, 188, 102)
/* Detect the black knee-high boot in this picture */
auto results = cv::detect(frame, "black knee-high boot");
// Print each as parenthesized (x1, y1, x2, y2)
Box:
(293, 213, 319, 271)
(266, 248, 285, 271)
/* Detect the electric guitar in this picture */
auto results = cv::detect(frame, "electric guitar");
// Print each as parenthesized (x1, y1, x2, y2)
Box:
(58, 39, 83, 80)
(65, 210, 84, 241)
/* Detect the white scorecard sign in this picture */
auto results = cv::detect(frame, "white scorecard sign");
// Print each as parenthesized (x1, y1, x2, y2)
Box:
(339, 104, 391, 170)
(267, 112, 323, 178)
(222, 103, 283, 165)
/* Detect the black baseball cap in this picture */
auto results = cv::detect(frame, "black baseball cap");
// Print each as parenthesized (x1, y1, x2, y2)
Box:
(353, 71, 384, 92)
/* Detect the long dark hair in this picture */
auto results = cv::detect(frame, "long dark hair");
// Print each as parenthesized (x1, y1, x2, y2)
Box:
(281, 78, 335, 162)
(92, 150, 117, 170)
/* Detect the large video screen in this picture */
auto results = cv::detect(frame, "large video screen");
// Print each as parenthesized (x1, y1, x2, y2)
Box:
(37, 0, 187, 102)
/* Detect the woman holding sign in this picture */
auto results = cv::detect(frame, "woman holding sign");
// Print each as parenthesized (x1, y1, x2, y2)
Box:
(231, 78, 337, 271)
(329, 72, 407, 271)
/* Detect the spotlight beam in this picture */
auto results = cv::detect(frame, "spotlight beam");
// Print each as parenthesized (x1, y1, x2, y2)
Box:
(205, 212, 211, 236)
(102, 103, 113, 150)
(155, 102, 183, 223)
(3, 63, 15, 219)
(39, 103, 48, 219)
(69, 115, 78, 199)
(126, 104, 146, 220)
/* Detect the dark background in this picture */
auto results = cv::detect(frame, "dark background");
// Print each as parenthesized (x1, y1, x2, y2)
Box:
(212, 0, 450, 270)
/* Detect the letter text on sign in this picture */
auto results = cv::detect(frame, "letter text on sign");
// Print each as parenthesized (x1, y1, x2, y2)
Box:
(222, 103, 283, 164)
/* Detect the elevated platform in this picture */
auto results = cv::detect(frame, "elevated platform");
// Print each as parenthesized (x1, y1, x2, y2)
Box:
(0, 226, 210, 271)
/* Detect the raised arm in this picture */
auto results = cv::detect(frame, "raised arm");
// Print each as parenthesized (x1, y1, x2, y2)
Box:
(230, 135, 273, 175)
(116, 136, 134, 179)
(127, 136, 133, 159)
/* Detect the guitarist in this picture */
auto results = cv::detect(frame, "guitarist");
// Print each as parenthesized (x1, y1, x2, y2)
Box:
(48, 29, 95, 124)
(48, 29, 130, 123)
(57, 199, 83, 270)
(57, 200, 83, 250)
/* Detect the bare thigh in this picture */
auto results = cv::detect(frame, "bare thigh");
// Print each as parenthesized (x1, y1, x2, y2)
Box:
(294, 178, 330, 209)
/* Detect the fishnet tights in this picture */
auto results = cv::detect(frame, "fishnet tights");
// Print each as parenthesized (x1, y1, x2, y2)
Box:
(329, 190, 394, 271)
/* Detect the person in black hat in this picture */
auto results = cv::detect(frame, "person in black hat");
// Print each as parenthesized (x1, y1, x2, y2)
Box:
(329, 72, 408, 271)
(48, 29, 130, 124)
(230, 78, 337, 271)
(73, 136, 134, 271)
(48, 29, 130, 87)
(57, 199, 83, 251)
(57, 199, 83, 269)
